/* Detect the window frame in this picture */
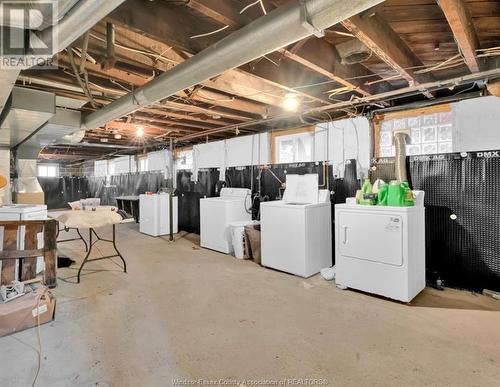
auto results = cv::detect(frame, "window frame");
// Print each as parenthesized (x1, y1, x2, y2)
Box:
(270, 126, 314, 164)
(37, 163, 59, 177)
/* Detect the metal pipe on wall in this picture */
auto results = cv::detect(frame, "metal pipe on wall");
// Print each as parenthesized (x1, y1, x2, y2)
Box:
(82, 0, 385, 130)
(169, 137, 174, 242)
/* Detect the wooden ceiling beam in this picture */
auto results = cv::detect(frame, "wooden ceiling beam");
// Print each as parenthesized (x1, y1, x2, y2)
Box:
(87, 24, 274, 115)
(161, 100, 252, 122)
(438, 0, 481, 72)
(184, 0, 377, 97)
(342, 14, 435, 97)
(140, 107, 235, 127)
(57, 52, 152, 86)
(107, 0, 328, 107)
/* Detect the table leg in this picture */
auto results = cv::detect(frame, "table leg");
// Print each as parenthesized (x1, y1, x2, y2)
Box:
(76, 228, 88, 252)
(113, 224, 127, 273)
(77, 228, 93, 284)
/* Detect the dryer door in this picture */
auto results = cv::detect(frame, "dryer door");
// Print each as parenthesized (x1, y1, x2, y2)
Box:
(338, 210, 403, 267)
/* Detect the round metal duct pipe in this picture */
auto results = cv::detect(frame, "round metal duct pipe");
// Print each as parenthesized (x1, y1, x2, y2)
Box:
(82, 0, 385, 130)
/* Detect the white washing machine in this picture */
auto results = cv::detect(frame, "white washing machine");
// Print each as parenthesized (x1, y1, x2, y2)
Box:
(0, 204, 48, 278)
(334, 202, 426, 302)
(260, 174, 332, 278)
(139, 193, 178, 237)
(200, 188, 251, 253)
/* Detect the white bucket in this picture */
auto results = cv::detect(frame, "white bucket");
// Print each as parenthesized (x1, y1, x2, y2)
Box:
(229, 220, 259, 259)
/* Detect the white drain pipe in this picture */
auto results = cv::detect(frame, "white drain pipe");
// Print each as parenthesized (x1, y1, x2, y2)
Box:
(83, 0, 385, 130)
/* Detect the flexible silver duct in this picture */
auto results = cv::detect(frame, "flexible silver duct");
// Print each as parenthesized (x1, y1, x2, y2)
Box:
(394, 132, 409, 182)
(82, 0, 384, 130)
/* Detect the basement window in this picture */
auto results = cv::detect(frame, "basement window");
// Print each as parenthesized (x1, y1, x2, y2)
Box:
(275, 132, 313, 163)
(38, 164, 59, 177)
(377, 107, 454, 157)
(138, 157, 148, 172)
(175, 149, 193, 170)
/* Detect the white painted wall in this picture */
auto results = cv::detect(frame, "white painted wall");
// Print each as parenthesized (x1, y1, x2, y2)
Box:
(314, 116, 372, 178)
(193, 141, 225, 169)
(147, 149, 172, 177)
(193, 133, 270, 169)
(94, 160, 108, 176)
(112, 156, 135, 174)
(226, 132, 270, 167)
(453, 96, 500, 152)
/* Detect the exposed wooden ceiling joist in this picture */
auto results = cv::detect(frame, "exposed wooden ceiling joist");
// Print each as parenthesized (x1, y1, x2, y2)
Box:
(438, 0, 482, 72)
(106, 0, 330, 107)
(342, 13, 435, 98)
(88, 24, 279, 113)
(184, 0, 378, 97)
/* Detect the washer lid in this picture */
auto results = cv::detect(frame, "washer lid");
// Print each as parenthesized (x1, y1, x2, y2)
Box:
(220, 188, 251, 198)
(283, 174, 319, 204)
(0, 204, 47, 213)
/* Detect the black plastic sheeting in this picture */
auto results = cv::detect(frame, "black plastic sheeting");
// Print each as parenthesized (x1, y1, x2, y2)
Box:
(88, 172, 167, 205)
(175, 162, 359, 258)
(407, 151, 500, 292)
(39, 172, 166, 209)
(38, 177, 90, 209)
(40, 152, 500, 291)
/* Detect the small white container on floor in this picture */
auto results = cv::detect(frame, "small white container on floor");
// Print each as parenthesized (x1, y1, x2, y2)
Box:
(229, 220, 259, 259)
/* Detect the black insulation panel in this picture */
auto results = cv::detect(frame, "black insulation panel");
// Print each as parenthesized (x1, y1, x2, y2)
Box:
(408, 151, 500, 292)
(38, 151, 500, 291)
(38, 176, 90, 209)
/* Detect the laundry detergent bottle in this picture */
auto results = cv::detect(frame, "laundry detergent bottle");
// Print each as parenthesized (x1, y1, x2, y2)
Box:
(387, 181, 414, 207)
(377, 183, 389, 206)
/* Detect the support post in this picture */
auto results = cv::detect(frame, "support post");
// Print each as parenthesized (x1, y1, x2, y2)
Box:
(169, 137, 174, 242)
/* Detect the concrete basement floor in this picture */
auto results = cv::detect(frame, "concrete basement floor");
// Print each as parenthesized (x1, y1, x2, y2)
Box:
(1, 223, 500, 387)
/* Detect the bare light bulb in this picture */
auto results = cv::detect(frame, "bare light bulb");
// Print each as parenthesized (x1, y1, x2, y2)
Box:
(136, 126, 144, 137)
(283, 93, 300, 112)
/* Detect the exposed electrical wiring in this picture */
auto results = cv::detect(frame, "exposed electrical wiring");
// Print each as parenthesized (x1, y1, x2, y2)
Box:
(66, 48, 98, 108)
(240, 0, 267, 15)
(190, 25, 229, 39)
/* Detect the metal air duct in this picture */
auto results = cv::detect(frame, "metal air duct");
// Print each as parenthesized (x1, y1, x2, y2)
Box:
(82, 0, 385, 130)
(0, 87, 56, 148)
(0, 0, 126, 119)
(16, 107, 82, 158)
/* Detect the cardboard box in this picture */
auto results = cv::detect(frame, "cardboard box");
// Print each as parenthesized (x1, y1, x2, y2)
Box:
(0, 286, 56, 337)
(14, 192, 45, 205)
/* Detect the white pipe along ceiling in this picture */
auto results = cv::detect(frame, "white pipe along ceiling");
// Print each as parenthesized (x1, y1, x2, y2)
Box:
(82, 0, 385, 130)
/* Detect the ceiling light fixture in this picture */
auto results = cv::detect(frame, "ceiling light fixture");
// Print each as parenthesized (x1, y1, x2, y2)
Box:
(283, 93, 300, 112)
(114, 133, 122, 140)
(136, 125, 145, 137)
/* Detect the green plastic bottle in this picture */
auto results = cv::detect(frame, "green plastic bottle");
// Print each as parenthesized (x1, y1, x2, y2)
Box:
(377, 183, 389, 206)
(387, 181, 414, 207)
(402, 182, 415, 207)
(358, 178, 376, 205)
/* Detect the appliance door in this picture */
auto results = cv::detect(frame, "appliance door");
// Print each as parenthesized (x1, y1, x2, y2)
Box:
(200, 199, 229, 252)
(261, 205, 306, 276)
(338, 210, 404, 266)
(140, 196, 159, 236)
